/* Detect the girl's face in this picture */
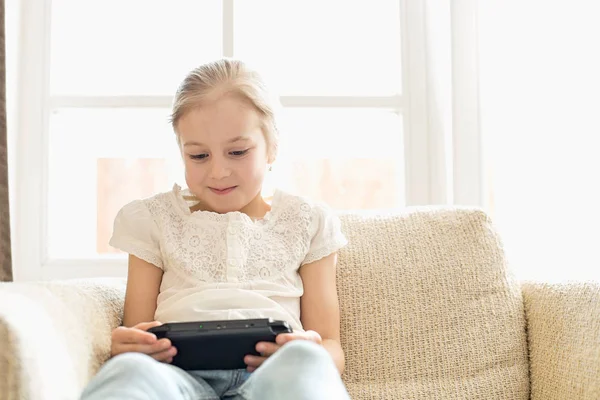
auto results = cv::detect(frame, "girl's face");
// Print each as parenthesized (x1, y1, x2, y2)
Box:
(176, 95, 271, 215)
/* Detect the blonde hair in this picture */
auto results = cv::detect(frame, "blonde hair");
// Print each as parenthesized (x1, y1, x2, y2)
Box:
(170, 58, 279, 163)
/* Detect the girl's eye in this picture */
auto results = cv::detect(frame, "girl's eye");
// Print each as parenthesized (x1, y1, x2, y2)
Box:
(190, 154, 208, 160)
(230, 149, 249, 157)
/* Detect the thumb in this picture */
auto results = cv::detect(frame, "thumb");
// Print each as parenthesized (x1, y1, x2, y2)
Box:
(306, 330, 322, 344)
(134, 321, 163, 331)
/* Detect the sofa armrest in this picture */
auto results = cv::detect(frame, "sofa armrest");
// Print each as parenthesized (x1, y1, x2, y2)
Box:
(0, 278, 126, 400)
(521, 281, 600, 400)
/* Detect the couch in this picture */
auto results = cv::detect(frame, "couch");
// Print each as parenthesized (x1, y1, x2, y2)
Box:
(1, 207, 599, 399)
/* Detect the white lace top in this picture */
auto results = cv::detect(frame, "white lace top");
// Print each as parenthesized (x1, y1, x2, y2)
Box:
(109, 184, 348, 332)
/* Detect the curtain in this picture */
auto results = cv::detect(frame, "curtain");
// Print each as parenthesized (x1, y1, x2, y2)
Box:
(0, 0, 12, 282)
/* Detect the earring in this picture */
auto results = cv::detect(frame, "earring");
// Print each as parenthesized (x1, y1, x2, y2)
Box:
(268, 165, 272, 172)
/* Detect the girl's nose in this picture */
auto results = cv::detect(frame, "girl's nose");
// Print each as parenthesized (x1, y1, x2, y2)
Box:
(209, 159, 231, 180)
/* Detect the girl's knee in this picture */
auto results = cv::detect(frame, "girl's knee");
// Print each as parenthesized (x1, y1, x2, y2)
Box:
(257, 340, 335, 374)
(81, 353, 162, 399)
(242, 341, 346, 399)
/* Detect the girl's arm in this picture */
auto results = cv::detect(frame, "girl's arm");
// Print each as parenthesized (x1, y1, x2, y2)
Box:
(299, 252, 345, 374)
(111, 255, 175, 363)
(122, 254, 164, 327)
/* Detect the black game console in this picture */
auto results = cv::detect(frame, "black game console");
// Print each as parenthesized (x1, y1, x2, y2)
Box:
(147, 318, 293, 370)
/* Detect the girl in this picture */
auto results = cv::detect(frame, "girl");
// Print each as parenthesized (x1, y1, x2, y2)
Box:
(80, 58, 351, 400)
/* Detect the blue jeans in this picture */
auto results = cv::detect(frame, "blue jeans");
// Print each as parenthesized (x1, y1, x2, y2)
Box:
(80, 340, 351, 400)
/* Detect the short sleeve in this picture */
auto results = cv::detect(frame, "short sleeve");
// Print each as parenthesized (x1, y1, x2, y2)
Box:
(109, 200, 164, 269)
(302, 203, 348, 265)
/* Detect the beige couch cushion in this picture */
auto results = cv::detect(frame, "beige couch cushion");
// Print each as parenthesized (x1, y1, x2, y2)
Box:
(337, 208, 530, 399)
(523, 282, 600, 400)
(0, 279, 125, 399)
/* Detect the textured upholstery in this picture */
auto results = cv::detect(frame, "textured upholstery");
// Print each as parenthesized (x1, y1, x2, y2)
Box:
(1, 208, 598, 399)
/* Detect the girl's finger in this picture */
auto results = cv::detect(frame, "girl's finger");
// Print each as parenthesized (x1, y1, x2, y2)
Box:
(255, 341, 280, 357)
(276, 332, 301, 345)
(244, 355, 267, 368)
(149, 346, 177, 362)
(112, 326, 157, 345)
(276, 331, 322, 346)
(305, 330, 323, 344)
(113, 338, 172, 356)
(134, 321, 163, 332)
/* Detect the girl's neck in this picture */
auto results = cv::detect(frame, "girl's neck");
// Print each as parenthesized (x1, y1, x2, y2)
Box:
(189, 191, 271, 220)
(237, 192, 272, 219)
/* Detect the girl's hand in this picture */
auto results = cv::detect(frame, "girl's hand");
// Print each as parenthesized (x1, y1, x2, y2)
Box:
(244, 330, 322, 372)
(110, 321, 177, 363)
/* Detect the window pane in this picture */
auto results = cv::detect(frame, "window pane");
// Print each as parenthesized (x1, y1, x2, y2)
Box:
(272, 108, 405, 209)
(50, 1, 222, 96)
(480, 1, 600, 282)
(486, 138, 600, 283)
(234, 1, 402, 96)
(47, 108, 184, 259)
(47, 108, 404, 259)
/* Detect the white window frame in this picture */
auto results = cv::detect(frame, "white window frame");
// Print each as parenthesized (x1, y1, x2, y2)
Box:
(10, 0, 482, 281)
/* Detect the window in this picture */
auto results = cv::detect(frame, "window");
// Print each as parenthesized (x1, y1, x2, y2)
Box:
(479, 1, 600, 282)
(15, 0, 415, 278)
(14, 1, 596, 282)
